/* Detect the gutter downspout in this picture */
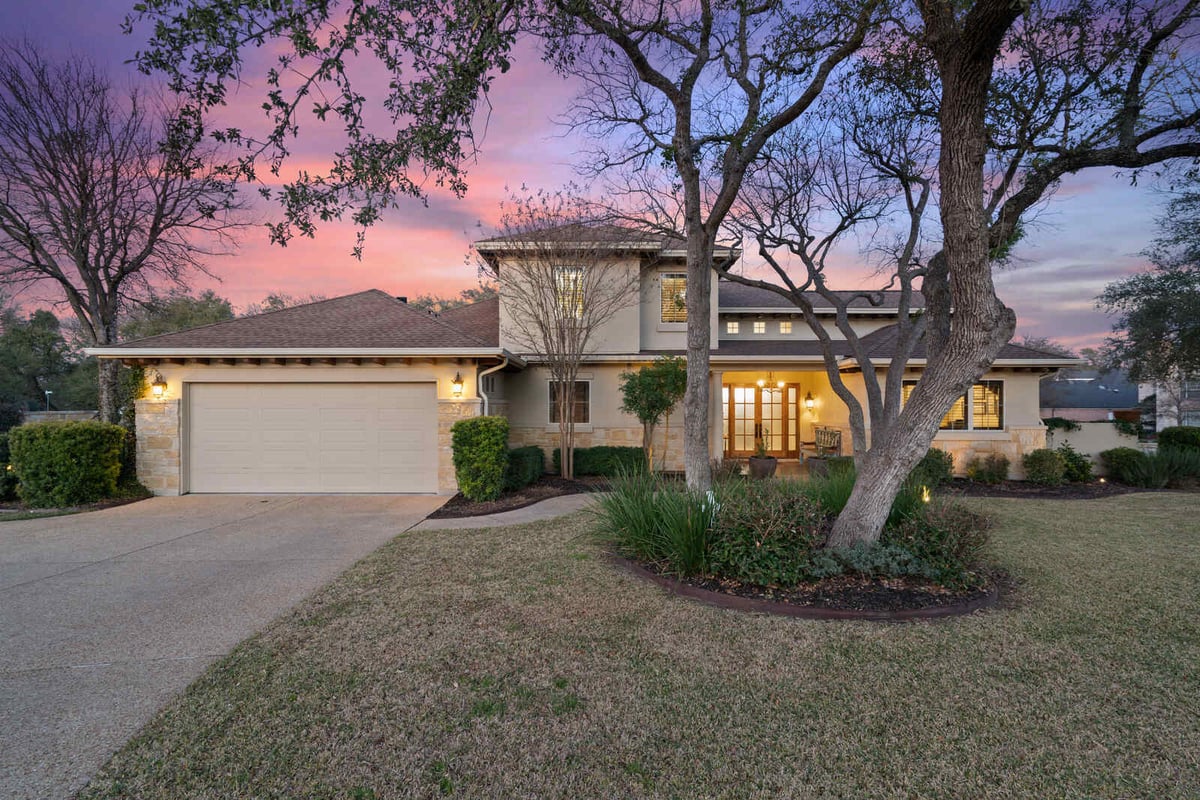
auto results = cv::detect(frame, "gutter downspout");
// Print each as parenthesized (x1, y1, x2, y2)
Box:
(478, 358, 508, 416)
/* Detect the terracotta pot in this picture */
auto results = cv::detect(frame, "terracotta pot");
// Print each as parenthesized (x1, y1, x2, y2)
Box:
(748, 456, 778, 479)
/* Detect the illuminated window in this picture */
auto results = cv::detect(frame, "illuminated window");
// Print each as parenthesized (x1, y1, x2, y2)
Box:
(554, 266, 584, 319)
(549, 380, 590, 424)
(726, 321, 739, 334)
(660, 273, 687, 323)
(780, 321, 792, 334)
(753, 321, 766, 334)
(902, 380, 1003, 431)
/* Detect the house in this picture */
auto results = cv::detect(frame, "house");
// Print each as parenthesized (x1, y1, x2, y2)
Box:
(1039, 368, 1139, 422)
(88, 230, 1078, 495)
(1141, 375, 1200, 431)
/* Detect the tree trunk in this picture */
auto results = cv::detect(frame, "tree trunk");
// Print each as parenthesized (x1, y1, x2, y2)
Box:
(643, 421, 656, 472)
(683, 230, 713, 491)
(97, 358, 121, 424)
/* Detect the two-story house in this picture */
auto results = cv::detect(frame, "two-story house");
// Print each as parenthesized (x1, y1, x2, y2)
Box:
(90, 228, 1078, 495)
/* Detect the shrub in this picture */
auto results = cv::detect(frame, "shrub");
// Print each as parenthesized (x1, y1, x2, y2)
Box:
(0, 431, 10, 464)
(1121, 448, 1200, 489)
(594, 470, 712, 576)
(880, 502, 991, 589)
(450, 416, 510, 501)
(1099, 447, 1147, 483)
(708, 479, 827, 586)
(1056, 442, 1094, 483)
(711, 458, 744, 484)
(553, 445, 646, 477)
(0, 463, 18, 502)
(1043, 416, 1081, 433)
(1158, 426, 1200, 453)
(8, 421, 127, 507)
(1022, 448, 1066, 486)
(966, 453, 1009, 484)
(909, 448, 955, 489)
(0, 402, 23, 433)
(504, 445, 544, 491)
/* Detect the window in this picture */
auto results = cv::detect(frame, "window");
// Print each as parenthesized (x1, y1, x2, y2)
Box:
(1183, 377, 1200, 399)
(660, 273, 687, 323)
(902, 380, 1004, 431)
(549, 380, 590, 424)
(726, 321, 739, 334)
(779, 321, 792, 334)
(1182, 410, 1200, 426)
(555, 266, 584, 319)
(753, 321, 766, 334)
(481, 375, 497, 394)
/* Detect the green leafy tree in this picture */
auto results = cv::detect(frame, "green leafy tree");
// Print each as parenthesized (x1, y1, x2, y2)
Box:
(408, 283, 498, 313)
(620, 356, 687, 471)
(241, 292, 328, 317)
(122, 290, 235, 340)
(0, 308, 74, 410)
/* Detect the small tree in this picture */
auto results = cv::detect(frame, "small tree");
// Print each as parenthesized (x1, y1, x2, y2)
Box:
(477, 190, 639, 479)
(620, 356, 687, 472)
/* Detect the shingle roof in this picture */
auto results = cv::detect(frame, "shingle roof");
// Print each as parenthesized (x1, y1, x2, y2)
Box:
(436, 298, 500, 347)
(719, 283, 927, 311)
(1040, 369, 1139, 409)
(855, 325, 1078, 362)
(475, 223, 679, 249)
(112, 290, 494, 350)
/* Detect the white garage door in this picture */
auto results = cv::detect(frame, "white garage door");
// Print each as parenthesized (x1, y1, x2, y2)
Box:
(188, 382, 438, 493)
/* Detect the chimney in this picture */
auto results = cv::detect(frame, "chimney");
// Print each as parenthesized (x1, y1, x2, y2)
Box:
(397, 296, 407, 304)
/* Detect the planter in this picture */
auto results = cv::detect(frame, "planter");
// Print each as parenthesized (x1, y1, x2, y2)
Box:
(748, 456, 778, 479)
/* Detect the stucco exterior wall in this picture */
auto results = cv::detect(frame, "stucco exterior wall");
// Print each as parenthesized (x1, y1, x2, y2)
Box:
(639, 263, 721, 352)
(1045, 422, 1139, 474)
(717, 316, 894, 342)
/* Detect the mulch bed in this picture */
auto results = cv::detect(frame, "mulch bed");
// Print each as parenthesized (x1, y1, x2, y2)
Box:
(614, 554, 1001, 621)
(942, 478, 1147, 500)
(428, 476, 609, 519)
(0, 494, 149, 517)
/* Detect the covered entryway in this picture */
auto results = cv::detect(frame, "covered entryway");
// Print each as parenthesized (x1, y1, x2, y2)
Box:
(187, 382, 438, 493)
(723, 383, 801, 458)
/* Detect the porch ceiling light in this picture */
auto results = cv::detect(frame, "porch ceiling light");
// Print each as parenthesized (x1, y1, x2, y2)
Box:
(150, 370, 168, 397)
(804, 391, 815, 411)
(451, 371, 464, 397)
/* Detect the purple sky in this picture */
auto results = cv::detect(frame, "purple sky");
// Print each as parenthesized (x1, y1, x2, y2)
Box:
(1, 1, 1166, 351)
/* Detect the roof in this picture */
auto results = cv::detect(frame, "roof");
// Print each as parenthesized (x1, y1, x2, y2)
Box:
(852, 325, 1078, 363)
(436, 298, 499, 347)
(719, 283, 927, 312)
(475, 223, 737, 256)
(108, 290, 495, 351)
(1040, 369, 1139, 409)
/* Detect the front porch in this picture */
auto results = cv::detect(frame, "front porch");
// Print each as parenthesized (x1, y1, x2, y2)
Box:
(713, 369, 850, 461)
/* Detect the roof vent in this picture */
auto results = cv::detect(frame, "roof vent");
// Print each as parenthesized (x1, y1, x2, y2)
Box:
(397, 296, 407, 303)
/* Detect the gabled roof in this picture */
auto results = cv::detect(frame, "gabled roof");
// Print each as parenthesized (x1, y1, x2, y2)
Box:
(719, 283, 927, 312)
(1040, 368, 1139, 409)
(437, 297, 499, 347)
(105, 290, 496, 351)
(854, 325, 1082, 364)
(474, 223, 737, 257)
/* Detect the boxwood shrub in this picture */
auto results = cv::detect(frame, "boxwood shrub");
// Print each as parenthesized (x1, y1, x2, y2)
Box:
(966, 453, 1009, 484)
(8, 421, 127, 507)
(1158, 426, 1200, 452)
(1056, 442, 1094, 483)
(504, 445, 545, 491)
(553, 445, 646, 477)
(1022, 448, 1066, 486)
(910, 448, 955, 488)
(1099, 447, 1147, 483)
(450, 416, 510, 501)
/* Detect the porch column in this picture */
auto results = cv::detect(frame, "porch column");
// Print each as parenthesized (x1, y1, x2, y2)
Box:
(709, 370, 724, 462)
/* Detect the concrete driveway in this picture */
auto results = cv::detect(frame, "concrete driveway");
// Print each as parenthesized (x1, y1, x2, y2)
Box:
(0, 494, 443, 800)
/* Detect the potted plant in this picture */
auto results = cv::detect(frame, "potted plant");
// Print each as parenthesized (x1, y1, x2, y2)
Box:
(748, 435, 777, 479)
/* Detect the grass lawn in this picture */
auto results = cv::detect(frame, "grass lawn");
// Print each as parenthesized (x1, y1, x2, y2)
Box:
(81, 493, 1200, 799)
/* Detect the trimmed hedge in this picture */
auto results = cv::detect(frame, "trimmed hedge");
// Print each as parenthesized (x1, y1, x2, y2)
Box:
(553, 445, 646, 477)
(1159, 426, 1200, 452)
(504, 445, 545, 491)
(8, 421, 127, 507)
(966, 453, 1009, 484)
(1023, 448, 1066, 486)
(450, 416, 510, 501)
(1100, 447, 1146, 483)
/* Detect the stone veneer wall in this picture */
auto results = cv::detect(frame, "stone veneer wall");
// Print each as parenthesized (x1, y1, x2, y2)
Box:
(438, 399, 482, 494)
(135, 399, 181, 495)
(934, 425, 1046, 480)
(509, 422, 687, 472)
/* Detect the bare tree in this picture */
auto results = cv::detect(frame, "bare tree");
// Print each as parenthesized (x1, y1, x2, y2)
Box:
(476, 191, 640, 478)
(0, 43, 243, 421)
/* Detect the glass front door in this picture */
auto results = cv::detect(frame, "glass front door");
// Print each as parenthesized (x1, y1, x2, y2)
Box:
(722, 384, 799, 458)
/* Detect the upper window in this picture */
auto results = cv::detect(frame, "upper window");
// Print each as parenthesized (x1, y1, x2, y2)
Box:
(726, 321, 739, 334)
(660, 273, 687, 323)
(1183, 377, 1200, 399)
(753, 321, 766, 334)
(555, 266, 584, 319)
(779, 321, 792, 334)
(902, 380, 1004, 431)
(549, 380, 590, 424)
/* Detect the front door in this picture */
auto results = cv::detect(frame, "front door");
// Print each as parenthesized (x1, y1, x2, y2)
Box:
(723, 384, 799, 458)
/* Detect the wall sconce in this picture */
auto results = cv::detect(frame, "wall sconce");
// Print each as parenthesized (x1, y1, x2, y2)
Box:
(804, 391, 815, 411)
(150, 370, 168, 398)
(451, 372, 464, 397)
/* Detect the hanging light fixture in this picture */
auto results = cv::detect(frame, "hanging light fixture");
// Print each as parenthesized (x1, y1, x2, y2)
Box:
(804, 391, 815, 411)
(451, 372, 464, 397)
(150, 370, 168, 397)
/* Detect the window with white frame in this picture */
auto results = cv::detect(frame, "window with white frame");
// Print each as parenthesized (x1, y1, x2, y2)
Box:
(726, 321, 739, 334)
(779, 321, 792, 334)
(1182, 410, 1200, 426)
(554, 266, 584, 319)
(902, 380, 1004, 430)
(548, 380, 590, 424)
(660, 273, 687, 323)
(753, 321, 766, 334)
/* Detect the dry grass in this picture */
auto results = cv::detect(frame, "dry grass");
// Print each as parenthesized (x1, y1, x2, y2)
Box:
(80, 493, 1200, 799)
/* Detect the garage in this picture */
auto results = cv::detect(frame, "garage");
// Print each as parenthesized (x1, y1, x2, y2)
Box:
(187, 382, 439, 494)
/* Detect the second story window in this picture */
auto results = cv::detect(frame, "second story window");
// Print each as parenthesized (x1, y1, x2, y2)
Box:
(753, 321, 766, 334)
(779, 321, 792, 334)
(726, 321, 739, 334)
(660, 273, 687, 323)
(555, 266, 584, 319)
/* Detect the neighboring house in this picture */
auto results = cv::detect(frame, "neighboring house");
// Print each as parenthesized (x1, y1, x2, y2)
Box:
(88, 229, 1078, 495)
(1142, 374, 1200, 431)
(1039, 368, 1139, 422)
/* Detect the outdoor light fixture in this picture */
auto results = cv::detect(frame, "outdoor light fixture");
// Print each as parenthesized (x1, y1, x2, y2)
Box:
(150, 371, 168, 397)
(804, 391, 815, 411)
(756, 377, 766, 388)
(451, 372, 464, 397)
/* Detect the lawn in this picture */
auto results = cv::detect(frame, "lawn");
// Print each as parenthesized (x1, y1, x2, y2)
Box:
(81, 493, 1200, 799)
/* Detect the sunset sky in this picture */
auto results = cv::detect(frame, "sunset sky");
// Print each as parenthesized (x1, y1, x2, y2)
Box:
(1, 0, 1169, 351)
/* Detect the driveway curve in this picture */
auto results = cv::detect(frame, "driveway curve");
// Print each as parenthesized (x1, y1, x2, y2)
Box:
(0, 494, 443, 799)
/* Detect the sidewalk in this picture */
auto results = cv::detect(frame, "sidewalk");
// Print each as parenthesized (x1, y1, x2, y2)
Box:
(411, 493, 598, 531)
